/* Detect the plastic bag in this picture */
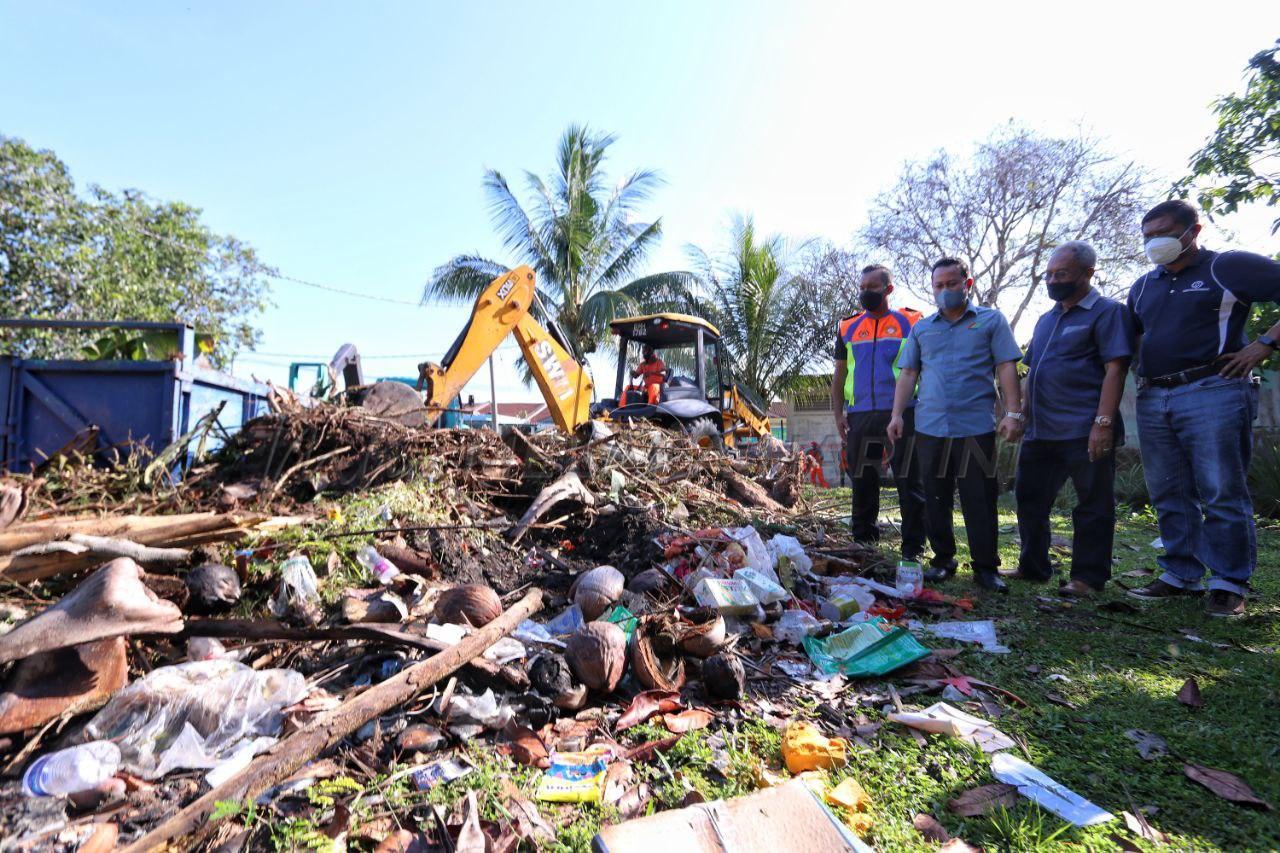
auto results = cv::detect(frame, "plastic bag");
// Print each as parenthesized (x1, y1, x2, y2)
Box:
(725, 527, 775, 580)
(918, 619, 1010, 654)
(990, 752, 1115, 826)
(768, 534, 813, 576)
(888, 702, 1015, 752)
(775, 610, 822, 644)
(272, 555, 321, 624)
(603, 604, 638, 639)
(536, 746, 611, 803)
(734, 567, 790, 604)
(84, 659, 307, 780)
(802, 617, 930, 677)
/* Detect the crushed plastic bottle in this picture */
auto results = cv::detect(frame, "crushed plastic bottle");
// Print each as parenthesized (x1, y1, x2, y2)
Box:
(22, 741, 121, 797)
(356, 545, 400, 586)
(377, 504, 394, 523)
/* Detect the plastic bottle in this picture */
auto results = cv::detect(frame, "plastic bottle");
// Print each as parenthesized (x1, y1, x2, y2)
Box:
(22, 741, 121, 798)
(356, 545, 400, 586)
(378, 504, 394, 522)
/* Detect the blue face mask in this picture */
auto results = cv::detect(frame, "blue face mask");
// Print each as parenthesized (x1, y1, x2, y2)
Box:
(935, 288, 968, 312)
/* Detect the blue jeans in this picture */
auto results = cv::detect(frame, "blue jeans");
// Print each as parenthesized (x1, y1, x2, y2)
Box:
(1136, 375, 1258, 594)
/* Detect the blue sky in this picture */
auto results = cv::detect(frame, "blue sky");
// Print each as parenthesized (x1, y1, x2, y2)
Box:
(3, 1, 1277, 401)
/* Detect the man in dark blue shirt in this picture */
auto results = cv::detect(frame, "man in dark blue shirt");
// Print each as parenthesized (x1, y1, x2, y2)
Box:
(1126, 200, 1280, 617)
(1010, 241, 1132, 596)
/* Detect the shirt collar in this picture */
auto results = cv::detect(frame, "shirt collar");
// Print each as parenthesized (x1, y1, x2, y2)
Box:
(1055, 288, 1100, 312)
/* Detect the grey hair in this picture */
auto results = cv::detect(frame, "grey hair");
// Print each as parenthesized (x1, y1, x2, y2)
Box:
(1055, 240, 1097, 269)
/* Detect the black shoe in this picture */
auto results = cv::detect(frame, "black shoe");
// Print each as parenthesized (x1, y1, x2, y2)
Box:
(973, 571, 1008, 592)
(1004, 568, 1053, 583)
(923, 563, 956, 582)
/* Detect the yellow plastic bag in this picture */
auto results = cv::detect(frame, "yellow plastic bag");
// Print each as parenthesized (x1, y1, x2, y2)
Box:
(781, 722, 848, 774)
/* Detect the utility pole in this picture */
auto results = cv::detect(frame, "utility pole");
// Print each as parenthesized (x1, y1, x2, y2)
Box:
(488, 356, 498, 432)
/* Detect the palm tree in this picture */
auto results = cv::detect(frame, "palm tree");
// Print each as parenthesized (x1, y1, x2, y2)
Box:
(684, 216, 830, 404)
(423, 125, 691, 367)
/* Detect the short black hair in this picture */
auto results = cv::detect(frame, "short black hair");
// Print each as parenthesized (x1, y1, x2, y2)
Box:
(931, 257, 969, 278)
(1141, 199, 1199, 229)
(859, 264, 892, 287)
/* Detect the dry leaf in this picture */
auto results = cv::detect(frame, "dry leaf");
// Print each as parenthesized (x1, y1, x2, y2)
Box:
(455, 791, 488, 853)
(1184, 763, 1273, 810)
(616, 689, 683, 731)
(913, 813, 951, 842)
(1045, 692, 1078, 709)
(622, 735, 682, 762)
(617, 783, 651, 819)
(1177, 677, 1204, 709)
(501, 781, 555, 844)
(602, 761, 635, 805)
(750, 622, 774, 639)
(1122, 809, 1168, 844)
(663, 708, 714, 733)
(947, 783, 1019, 817)
(504, 723, 550, 769)
(1124, 729, 1169, 761)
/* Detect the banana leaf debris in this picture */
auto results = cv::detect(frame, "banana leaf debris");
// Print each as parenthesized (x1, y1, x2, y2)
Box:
(0, 404, 1095, 850)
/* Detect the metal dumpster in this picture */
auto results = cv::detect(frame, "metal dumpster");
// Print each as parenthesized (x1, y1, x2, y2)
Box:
(0, 320, 269, 473)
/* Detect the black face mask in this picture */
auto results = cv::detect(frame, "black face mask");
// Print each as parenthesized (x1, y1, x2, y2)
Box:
(859, 290, 885, 311)
(1047, 280, 1080, 302)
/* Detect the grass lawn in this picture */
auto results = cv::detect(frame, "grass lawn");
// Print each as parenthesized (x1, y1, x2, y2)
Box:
(236, 486, 1279, 852)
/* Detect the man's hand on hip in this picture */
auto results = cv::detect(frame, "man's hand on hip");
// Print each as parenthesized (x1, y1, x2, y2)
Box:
(1217, 342, 1270, 378)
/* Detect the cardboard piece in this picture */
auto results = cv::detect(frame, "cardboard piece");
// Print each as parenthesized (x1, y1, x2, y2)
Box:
(592, 779, 871, 853)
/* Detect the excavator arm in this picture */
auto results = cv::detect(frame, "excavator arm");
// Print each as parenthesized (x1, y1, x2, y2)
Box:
(417, 266, 595, 433)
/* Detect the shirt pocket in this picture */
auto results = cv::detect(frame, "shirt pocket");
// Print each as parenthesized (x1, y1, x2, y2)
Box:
(1048, 324, 1094, 360)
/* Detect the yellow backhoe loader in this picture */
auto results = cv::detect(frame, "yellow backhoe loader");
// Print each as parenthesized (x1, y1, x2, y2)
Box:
(414, 266, 769, 445)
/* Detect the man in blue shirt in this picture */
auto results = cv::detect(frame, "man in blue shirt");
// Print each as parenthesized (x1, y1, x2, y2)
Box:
(1011, 241, 1132, 597)
(888, 257, 1025, 591)
(1126, 200, 1280, 617)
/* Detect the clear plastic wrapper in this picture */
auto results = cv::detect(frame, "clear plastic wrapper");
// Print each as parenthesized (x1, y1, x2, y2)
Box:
(84, 659, 307, 779)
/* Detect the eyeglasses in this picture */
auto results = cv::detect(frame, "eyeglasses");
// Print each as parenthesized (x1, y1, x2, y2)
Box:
(1043, 270, 1080, 283)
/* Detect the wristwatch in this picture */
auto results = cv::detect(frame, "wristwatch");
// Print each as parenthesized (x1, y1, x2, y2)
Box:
(1258, 335, 1278, 350)
(1004, 411, 1025, 422)
(1094, 415, 1114, 427)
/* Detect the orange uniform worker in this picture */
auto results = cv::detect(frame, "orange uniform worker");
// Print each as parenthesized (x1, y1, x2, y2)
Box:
(806, 441, 830, 488)
(631, 345, 666, 405)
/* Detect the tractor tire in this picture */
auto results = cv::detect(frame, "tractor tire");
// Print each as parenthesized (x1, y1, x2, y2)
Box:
(684, 417, 725, 452)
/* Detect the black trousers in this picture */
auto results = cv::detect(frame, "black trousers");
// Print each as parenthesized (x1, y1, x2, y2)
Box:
(915, 432, 1000, 574)
(845, 408, 928, 560)
(1014, 437, 1116, 589)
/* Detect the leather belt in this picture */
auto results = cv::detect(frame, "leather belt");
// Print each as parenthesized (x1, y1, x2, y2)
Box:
(1143, 363, 1220, 388)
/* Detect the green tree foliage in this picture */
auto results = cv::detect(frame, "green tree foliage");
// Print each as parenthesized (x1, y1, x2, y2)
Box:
(1181, 38, 1280, 234)
(0, 135, 273, 364)
(683, 216, 837, 403)
(1178, 39, 1280, 344)
(422, 125, 691, 365)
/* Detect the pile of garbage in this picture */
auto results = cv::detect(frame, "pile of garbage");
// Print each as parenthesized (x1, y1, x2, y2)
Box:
(0, 409, 1110, 850)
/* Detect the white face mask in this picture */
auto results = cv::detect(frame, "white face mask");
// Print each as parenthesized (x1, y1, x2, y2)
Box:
(1144, 225, 1192, 266)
